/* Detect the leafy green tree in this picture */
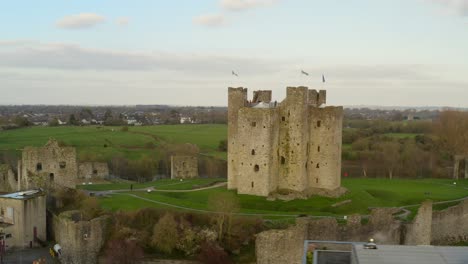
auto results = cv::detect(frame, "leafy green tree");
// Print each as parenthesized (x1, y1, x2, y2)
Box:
(218, 139, 227, 152)
(68, 114, 79, 125)
(48, 118, 59, 127)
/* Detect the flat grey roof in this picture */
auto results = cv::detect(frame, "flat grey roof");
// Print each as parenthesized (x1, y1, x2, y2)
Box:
(0, 190, 44, 200)
(354, 245, 468, 264)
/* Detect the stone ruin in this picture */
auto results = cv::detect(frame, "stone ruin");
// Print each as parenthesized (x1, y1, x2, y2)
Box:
(0, 139, 110, 192)
(256, 200, 468, 264)
(50, 210, 109, 264)
(171, 155, 198, 179)
(0, 164, 17, 192)
(228, 87, 344, 197)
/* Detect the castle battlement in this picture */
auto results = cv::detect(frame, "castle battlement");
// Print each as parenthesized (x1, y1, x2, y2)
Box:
(227, 86, 343, 197)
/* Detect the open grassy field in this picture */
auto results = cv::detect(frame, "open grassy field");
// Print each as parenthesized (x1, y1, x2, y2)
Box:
(78, 178, 225, 191)
(95, 178, 468, 219)
(0, 125, 227, 161)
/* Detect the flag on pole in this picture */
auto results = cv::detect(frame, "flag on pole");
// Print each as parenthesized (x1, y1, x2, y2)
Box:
(301, 70, 309, 76)
(322, 74, 326, 83)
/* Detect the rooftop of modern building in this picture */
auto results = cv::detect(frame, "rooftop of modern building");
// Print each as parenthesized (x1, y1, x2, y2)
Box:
(0, 189, 45, 200)
(303, 240, 468, 264)
(353, 244, 468, 264)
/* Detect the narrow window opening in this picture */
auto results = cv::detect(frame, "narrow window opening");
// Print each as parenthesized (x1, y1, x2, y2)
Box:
(251, 149, 256, 155)
(288, 111, 291, 116)
(251, 122, 257, 127)
(251, 182, 254, 188)
(59, 162, 66, 169)
(317, 121, 321, 127)
(316, 163, 320, 168)
(49, 173, 54, 182)
(281, 156, 286, 164)
(316, 178, 319, 184)
(93, 169, 98, 175)
(36, 163, 42, 171)
(254, 165, 260, 172)
(282, 116, 286, 121)
(317, 146, 321, 152)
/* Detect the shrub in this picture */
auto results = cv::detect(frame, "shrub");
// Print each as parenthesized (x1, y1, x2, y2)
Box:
(197, 242, 231, 264)
(151, 212, 179, 254)
(104, 239, 144, 264)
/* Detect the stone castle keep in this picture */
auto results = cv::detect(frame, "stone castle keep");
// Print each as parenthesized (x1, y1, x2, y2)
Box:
(228, 86, 343, 197)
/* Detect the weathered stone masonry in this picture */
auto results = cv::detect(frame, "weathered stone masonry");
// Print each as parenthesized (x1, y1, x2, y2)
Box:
(256, 200, 468, 264)
(171, 156, 198, 179)
(228, 86, 343, 197)
(16, 139, 109, 190)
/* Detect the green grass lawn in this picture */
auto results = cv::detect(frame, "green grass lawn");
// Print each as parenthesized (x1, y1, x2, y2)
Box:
(77, 178, 225, 191)
(0, 125, 227, 161)
(97, 178, 468, 219)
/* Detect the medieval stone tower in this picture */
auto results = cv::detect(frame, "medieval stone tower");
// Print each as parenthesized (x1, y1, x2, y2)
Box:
(227, 86, 343, 197)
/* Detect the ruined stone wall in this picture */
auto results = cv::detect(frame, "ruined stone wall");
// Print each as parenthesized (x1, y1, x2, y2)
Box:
(305, 208, 402, 244)
(256, 201, 468, 264)
(405, 201, 432, 245)
(307, 89, 327, 107)
(171, 156, 198, 179)
(277, 87, 309, 192)
(256, 218, 308, 264)
(307, 107, 343, 191)
(0, 194, 46, 249)
(318, 90, 326, 106)
(253, 90, 272, 103)
(227, 87, 248, 190)
(0, 164, 17, 192)
(432, 199, 468, 245)
(19, 139, 78, 189)
(52, 211, 109, 264)
(78, 162, 109, 180)
(236, 108, 279, 196)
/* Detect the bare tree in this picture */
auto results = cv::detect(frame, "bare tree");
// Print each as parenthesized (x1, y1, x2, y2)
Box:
(208, 192, 239, 241)
(434, 111, 468, 179)
(377, 141, 400, 179)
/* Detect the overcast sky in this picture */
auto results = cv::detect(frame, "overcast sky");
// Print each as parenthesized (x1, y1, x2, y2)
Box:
(1, 0, 467, 107)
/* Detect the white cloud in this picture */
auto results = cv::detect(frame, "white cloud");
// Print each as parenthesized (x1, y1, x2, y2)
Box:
(116, 17, 130, 27)
(426, 0, 468, 16)
(220, 0, 278, 11)
(56, 13, 106, 29)
(193, 14, 226, 27)
(0, 40, 280, 74)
